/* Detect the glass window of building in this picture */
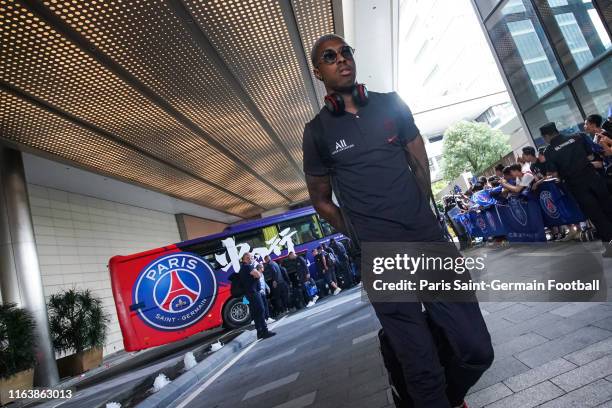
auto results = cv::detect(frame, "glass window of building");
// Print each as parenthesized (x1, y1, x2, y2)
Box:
(572, 57, 612, 120)
(524, 86, 584, 145)
(600, 1, 612, 35)
(475, 0, 503, 19)
(277, 215, 323, 245)
(486, 0, 565, 110)
(534, 0, 611, 77)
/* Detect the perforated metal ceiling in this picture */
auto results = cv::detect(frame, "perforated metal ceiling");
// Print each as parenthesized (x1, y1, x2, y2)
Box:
(0, 0, 338, 218)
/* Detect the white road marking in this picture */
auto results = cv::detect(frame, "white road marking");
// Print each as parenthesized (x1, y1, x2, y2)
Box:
(271, 391, 317, 408)
(310, 314, 341, 328)
(352, 330, 379, 345)
(175, 317, 286, 408)
(254, 348, 296, 368)
(337, 313, 370, 329)
(242, 372, 300, 401)
(519, 252, 569, 256)
(305, 344, 331, 355)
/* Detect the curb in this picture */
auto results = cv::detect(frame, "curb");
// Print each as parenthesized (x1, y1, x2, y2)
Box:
(135, 329, 257, 408)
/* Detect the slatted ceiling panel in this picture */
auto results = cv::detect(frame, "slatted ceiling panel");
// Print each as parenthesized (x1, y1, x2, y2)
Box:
(2, 0, 336, 212)
(41, 0, 306, 202)
(0, 91, 259, 217)
(292, 0, 334, 103)
(184, 0, 317, 168)
(1, 0, 288, 210)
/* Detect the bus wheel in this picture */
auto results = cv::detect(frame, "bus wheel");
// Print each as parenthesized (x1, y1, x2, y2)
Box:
(222, 297, 251, 329)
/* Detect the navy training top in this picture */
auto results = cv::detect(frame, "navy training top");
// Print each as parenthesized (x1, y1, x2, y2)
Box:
(302, 91, 442, 242)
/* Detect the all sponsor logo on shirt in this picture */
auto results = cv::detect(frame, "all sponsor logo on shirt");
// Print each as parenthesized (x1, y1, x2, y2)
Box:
(332, 139, 355, 155)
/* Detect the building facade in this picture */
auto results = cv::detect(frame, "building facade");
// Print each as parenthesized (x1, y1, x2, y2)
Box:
(472, 0, 611, 144)
(398, 0, 531, 184)
(398, 0, 507, 112)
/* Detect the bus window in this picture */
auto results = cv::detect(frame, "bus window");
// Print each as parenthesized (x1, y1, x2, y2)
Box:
(234, 229, 269, 251)
(262, 225, 279, 244)
(182, 239, 224, 270)
(317, 214, 336, 237)
(277, 215, 323, 245)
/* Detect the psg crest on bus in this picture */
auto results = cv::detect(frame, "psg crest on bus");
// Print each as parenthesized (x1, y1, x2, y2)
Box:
(133, 253, 217, 331)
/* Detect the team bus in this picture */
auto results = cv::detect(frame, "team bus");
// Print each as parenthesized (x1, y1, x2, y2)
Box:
(109, 206, 345, 351)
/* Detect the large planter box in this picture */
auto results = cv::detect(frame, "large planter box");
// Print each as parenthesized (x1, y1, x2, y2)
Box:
(56, 347, 103, 378)
(0, 368, 34, 405)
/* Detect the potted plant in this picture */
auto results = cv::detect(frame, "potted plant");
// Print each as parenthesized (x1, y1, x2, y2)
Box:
(0, 303, 36, 405)
(47, 289, 109, 378)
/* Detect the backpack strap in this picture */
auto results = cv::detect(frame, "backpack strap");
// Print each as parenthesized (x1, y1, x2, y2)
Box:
(311, 115, 334, 172)
(390, 93, 446, 235)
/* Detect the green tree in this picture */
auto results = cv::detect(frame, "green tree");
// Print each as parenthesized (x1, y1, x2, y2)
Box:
(441, 121, 511, 182)
(431, 179, 447, 197)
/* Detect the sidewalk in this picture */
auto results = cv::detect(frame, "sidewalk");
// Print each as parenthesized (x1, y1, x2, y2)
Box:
(466, 301, 612, 407)
(173, 286, 612, 408)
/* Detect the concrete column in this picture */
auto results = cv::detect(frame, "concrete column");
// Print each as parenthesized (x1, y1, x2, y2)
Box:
(0, 146, 59, 386)
(347, 0, 400, 92)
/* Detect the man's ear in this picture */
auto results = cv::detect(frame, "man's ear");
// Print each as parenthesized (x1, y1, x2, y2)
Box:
(313, 67, 323, 81)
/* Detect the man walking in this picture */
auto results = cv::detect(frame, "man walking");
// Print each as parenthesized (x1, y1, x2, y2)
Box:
(238, 253, 276, 340)
(313, 247, 341, 295)
(302, 34, 493, 407)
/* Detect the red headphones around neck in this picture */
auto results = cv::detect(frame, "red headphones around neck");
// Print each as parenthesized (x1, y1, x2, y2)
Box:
(324, 83, 369, 115)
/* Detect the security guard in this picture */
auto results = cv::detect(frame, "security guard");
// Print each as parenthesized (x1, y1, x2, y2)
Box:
(302, 33, 493, 408)
(541, 122, 612, 256)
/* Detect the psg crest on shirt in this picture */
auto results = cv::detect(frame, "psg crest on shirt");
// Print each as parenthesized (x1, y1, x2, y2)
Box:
(133, 253, 217, 331)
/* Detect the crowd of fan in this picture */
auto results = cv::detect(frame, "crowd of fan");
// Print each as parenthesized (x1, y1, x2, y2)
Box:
(444, 114, 612, 245)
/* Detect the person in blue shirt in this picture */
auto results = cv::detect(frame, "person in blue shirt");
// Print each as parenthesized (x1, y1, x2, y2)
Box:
(238, 253, 276, 340)
(255, 263, 274, 324)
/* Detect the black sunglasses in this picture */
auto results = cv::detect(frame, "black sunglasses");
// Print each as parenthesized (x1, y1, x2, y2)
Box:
(319, 45, 355, 65)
